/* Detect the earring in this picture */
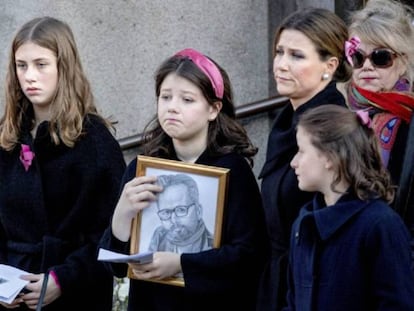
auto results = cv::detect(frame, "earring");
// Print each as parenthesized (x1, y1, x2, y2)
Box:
(322, 73, 330, 80)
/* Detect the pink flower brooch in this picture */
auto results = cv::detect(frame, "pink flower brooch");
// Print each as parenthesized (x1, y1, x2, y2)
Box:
(19, 144, 35, 172)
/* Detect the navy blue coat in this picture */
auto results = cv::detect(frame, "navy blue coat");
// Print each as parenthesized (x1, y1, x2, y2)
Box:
(0, 115, 126, 311)
(257, 82, 346, 311)
(100, 151, 269, 311)
(284, 193, 414, 311)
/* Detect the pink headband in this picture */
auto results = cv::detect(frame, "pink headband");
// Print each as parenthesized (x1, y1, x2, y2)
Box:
(175, 48, 224, 99)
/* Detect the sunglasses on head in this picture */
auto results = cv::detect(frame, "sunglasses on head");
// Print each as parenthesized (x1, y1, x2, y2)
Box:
(351, 49, 399, 69)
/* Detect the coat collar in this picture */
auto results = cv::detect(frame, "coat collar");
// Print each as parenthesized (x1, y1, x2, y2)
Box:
(298, 192, 370, 240)
(259, 81, 344, 179)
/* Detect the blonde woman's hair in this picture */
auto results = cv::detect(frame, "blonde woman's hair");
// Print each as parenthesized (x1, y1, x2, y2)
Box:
(0, 16, 112, 150)
(348, 0, 414, 86)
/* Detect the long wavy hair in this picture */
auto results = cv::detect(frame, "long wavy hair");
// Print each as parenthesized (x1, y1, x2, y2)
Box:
(141, 53, 258, 166)
(0, 16, 112, 150)
(298, 105, 395, 203)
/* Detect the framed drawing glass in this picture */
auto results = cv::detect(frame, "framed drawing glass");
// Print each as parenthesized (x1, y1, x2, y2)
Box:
(128, 155, 229, 287)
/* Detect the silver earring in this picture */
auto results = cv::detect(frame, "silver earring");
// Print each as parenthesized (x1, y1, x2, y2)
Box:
(322, 73, 330, 80)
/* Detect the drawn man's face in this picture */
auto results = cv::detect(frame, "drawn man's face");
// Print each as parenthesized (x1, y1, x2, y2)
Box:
(157, 183, 201, 241)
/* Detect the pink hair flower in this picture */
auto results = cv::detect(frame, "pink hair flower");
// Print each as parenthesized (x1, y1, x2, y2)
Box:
(345, 36, 361, 67)
(19, 144, 35, 172)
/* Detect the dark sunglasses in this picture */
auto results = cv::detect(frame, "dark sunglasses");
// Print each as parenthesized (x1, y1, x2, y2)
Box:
(351, 49, 399, 69)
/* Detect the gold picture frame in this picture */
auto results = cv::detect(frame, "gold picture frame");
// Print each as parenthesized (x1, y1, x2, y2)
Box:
(128, 155, 229, 287)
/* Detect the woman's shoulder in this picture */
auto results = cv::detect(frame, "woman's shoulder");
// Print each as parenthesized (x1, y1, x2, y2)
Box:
(336, 81, 349, 100)
(127, 156, 138, 171)
(205, 152, 252, 172)
(81, 115, 119, 144)
(321, 81, 346, 105)
(83, 114, 112, 133)
(210, 153, 259, 189)
(79, 114, 124, 162)
(365, 198, 397, 213)
(361, 199, 407, 228)
(357, 200, 412, 247)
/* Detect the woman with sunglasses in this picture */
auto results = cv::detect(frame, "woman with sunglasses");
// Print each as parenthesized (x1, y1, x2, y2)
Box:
(344, 0, 414, 252)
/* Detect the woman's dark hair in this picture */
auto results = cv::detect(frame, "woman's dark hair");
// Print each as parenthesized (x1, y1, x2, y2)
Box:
(273, 7, 352, 82)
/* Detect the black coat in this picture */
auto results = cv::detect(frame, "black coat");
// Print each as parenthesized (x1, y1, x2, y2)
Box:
(257, 82, 346, 311)
(394, 114, 414, 259)
(0, 115, 126, 311)
(100, 151, 269, 311)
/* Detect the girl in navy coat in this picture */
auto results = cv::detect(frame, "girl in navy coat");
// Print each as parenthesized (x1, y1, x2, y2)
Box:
(99, 48, 268, 310)
(286, 104, 414, 310)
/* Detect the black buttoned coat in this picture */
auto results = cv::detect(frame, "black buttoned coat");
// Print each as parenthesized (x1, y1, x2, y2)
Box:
(0, 115, 126, 310)
(257, 82, 346, 311)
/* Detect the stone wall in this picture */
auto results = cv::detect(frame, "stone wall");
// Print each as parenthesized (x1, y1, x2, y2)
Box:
(0, 0, 357, 178)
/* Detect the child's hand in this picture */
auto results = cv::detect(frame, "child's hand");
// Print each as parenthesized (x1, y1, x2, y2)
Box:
(130, 252, 181, 280)
(20, 273, 61, 310)
(0, 296, 23, 309)
(112, 175, 163, 241)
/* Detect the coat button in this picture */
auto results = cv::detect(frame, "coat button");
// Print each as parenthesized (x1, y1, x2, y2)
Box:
(295, 232, 299, 239)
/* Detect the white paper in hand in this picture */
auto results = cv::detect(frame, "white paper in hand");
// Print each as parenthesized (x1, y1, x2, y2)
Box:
(98, 248, 153, 264)
(0, 264, 30, 304)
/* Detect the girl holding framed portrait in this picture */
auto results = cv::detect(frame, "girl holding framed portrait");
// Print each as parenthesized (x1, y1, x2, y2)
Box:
(99, 48, 269, 311)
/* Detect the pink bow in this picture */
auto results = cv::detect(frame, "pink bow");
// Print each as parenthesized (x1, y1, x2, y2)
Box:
(20, 144, 35, 172)
(356, 110, 372, 128)
(175, 48, 224, 99)
(345, 36, 361, 67)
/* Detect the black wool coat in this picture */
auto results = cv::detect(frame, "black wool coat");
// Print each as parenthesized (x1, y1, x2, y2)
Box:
(0, 115, 126, 311)
(100, 151, 269, 311)
(257, 82, 346, 311)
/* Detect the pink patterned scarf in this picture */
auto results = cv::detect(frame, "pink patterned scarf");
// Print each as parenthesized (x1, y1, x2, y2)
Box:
(347, 78, 414, 166)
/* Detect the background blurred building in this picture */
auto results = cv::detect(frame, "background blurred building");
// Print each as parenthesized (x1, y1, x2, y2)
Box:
(0, 0, 365, 177)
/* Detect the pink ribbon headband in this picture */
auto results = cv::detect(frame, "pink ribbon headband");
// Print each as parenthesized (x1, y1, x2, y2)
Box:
(175, 48, 224, 99)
